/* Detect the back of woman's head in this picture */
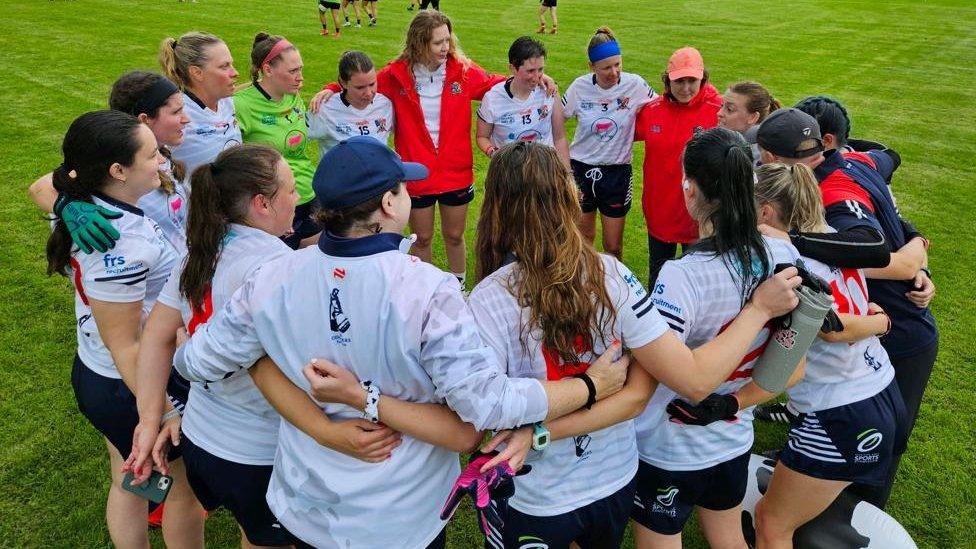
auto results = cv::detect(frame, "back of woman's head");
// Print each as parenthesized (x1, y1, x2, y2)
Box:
(46, 110, 143, 276)
(159, 31, 223, 89)
(476, 142, 615, 364)
(249, 32, 295, 82)
(683, 127, 769, 291)
(755, 163, 827, 233)
(338, 50, 375, 82)
(180, 144, 282, 308)
(109, 70, 185, 191)
(794, 96, 850, 148)
(587, 26, 616, 51)
(729, 81, 781, 122)
(400, 10, 467, 67)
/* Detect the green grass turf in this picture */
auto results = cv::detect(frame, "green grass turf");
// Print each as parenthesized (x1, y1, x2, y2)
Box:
(2, 0, 974, 547)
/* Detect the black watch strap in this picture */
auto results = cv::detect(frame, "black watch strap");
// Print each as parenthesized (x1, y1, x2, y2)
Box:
(573, 373, 597, 409)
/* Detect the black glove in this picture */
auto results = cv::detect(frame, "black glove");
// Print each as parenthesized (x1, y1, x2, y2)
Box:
(667, 393, 739, 426)
(772, 261, 841, 332)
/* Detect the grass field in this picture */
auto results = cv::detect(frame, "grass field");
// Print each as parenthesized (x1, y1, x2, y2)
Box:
(2, 0, 975, 547)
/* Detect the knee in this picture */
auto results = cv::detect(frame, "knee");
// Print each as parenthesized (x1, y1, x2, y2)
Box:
(754, 500, 788, 546)
(442, 230, 465, 247)
(413, 233, 433, 249)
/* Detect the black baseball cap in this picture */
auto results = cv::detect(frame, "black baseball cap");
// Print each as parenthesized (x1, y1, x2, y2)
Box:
(757, 108, 824, 159)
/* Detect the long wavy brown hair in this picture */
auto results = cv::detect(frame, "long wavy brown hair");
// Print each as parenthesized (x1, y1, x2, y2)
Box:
(398, 10, 469, 69)
(475, 142, 616, 363)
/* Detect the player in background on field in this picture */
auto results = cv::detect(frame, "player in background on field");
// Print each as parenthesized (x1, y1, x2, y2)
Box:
(636, 46, 722, 286)
(29, 72, 191, 256)
(629, 128, 802, 549)
(308, 51, 394, 153)
(45, 111, 204, 549)
(341, 0, 362, 28)
(170, 136, 633, 548)
(554, 27, 656, 260)
(469, 141, 803, 549)
(319, 0, 343, 37)
(476, 37, 569, 165)
(747, 163, 907, 547)
(363, 0, 378, 26)
(309, 10, 557, 288)
(538, 0, 558, 34)
(235, 33, 320, 249)
(717, 81, 780, 167)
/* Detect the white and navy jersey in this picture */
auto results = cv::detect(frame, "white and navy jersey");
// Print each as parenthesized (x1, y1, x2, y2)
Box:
(635, 237, 801, 470)
(469, 255, 668, 516)
(413, 63, 446, 147)
(562, 72, 656, 165)
(137, 158, 188, 255)
(171, 92, 241, 177)
(307, 91, 394, 153)
(157, 224, 291, 465)
(70, 194, 180, 379)
(786, 256, 895, 413)
(477, 79, 556, 147)
(173, 232, 550, 549)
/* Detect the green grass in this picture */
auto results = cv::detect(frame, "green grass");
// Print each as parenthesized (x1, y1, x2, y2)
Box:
(2, 0, 975, 547)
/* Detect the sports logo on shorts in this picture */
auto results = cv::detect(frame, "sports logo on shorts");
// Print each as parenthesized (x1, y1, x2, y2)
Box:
(656, 486, 679, 507)
(856, 428, 883, 453)
(517, 536, 549, 549)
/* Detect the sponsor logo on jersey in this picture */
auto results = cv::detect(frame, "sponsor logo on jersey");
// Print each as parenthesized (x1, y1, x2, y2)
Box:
(333, 268, 346, 280)
(573, 434, 592, 460)
(103, 254, 125, 268)
(579, 100, 595, 112)
(616, 97, 631, 110)
(261, 114, 276, 126)
(336, 123, 354, 135)
(591, 117, 619, 142)
(537, 104, 550, 119)
(329, 288, 352, 345)
(285, 130, 305, 151)
(451, 81, 462, 95)
(499, 113, 515, 125)
(512, 130, 541, 142)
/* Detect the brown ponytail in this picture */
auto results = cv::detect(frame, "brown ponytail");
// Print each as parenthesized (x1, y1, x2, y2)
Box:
(249, 32, 295, 83)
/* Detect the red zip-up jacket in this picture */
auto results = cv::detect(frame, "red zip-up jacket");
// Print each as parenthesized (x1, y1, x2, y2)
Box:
(635, 83, 722, 243)
(378, 57, 503, 197)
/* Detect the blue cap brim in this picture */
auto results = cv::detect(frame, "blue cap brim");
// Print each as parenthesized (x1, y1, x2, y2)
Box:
(402, 162, 428, 181)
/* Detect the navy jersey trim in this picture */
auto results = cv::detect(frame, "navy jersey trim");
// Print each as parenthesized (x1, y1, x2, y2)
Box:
(317, 231, 406, 257)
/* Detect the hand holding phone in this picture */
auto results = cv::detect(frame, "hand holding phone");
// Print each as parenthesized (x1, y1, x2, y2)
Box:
(121, 470, 172, 504)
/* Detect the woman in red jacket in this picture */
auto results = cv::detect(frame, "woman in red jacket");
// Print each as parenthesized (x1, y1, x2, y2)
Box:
(635, 47, 722, 284)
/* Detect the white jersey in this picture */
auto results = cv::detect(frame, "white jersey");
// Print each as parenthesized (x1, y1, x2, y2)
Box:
(71, 194, 180, 379)
(307, 91, 394, 153)
(469, 255, 669, 516)
(413, 63, 446, 148)
(562, 72, 656, 165)
(171, 93, 241, 177)
(173, 232, 550, 549)
(787, 257, 895, 413)
(477, 79, 556, 147)
(635, 237, 801, 470)
(157, 224, 291, 465)
(137, 157, 188, 255)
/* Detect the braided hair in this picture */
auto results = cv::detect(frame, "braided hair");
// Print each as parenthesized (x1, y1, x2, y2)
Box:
(795, 96, 851, 148)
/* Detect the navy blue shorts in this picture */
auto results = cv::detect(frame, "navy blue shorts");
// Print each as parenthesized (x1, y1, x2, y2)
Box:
(180, 436, 290, 547)
(501, 475, 636, 549)
(571, 160, 632, 218)
(283, 198, 322, 249)
(631, 451, 750, 535)
(410, 185, 475, 209)
(71, 354, 189, 458)
(780, 380, 908, 486)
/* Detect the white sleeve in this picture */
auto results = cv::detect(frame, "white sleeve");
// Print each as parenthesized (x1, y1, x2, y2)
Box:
(307, 108, 328, 140)
(649, 261, 699, 344)
(635, 76, 657, 107)
(605, 257, 669, 349)
(476, 92, 494, 124)
(422, 278, 548, 431)
(172, 273, 264, 383)
(80, 237, 156, 303)
(561, 81, 577, 118)
(156, 261, 184, 311)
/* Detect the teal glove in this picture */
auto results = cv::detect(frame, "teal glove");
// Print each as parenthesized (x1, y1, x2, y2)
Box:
(54, 195, 122, 254)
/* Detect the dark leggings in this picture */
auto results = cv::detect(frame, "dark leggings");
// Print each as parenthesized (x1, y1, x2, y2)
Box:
(648, 234, 679, 286)
(846, 340, 938, 509)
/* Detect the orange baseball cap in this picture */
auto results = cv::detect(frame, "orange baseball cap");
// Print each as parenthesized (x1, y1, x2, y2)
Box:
(667, 47, 704, 80)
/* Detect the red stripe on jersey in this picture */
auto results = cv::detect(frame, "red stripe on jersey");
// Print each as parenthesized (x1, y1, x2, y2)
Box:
(842, 151, 877, 170)
(542, 335, 592, 380)
(187, 288, 214, 336)
(69, 257, 89, 306)
(820, 171, 874, 212)
(718, 317, 774, 381)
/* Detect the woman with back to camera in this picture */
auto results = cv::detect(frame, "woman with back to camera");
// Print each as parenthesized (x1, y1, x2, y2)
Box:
(466, 140, 803, 548)
(717, 81, 780, 167)
(45, 110, 203, 549)
(235, 32, 319, 249)
(636, 46, 722, 284)
(554, 27, 657, 260)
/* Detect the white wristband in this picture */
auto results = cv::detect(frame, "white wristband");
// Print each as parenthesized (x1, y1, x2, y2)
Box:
(160, 408, 181, 426)
(361, 380, 380, 424)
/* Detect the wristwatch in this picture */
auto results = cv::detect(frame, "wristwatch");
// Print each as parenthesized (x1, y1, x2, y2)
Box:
(531, 422, 550, 452)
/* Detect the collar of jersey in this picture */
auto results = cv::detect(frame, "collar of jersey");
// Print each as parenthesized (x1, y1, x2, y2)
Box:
(317, 230, 408, 257)
(813, 148, 843, 183)
(183, 90, 207, 110)
(93, 191, 144, 216)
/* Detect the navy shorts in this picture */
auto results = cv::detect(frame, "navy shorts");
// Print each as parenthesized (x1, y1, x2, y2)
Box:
(571, 160, 632, 218)
(71, 354, 189, 458)
(780, 380, 908, 486)
(283, 197, 322, 249)
(410, 185, 475, 209)
(319, 0, 340, 10)
(501, 475, 636, 549)
(180, 436, 290, 546)
(631, 451, 750, 535)
(541, 0, 557, 6)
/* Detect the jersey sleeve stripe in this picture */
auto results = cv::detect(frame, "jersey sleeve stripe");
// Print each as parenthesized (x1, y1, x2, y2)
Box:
(665, 322, 684, 333)
(657, 309, 684, 324)
(94, 268, 150, 283)
(630, 293, 651, 311)
(634, 303, 656, 319)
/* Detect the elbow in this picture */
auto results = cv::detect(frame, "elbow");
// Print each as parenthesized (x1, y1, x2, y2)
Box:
(680, 383, 713, 404)
(624, 392, 652, 421)
(454, 428, 485, 454)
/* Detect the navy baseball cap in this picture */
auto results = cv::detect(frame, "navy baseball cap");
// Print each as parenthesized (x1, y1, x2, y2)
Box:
(313, 136, 428, 209)
(757, 108, 824, 159)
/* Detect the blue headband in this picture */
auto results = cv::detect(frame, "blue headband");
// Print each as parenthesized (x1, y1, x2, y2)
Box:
(588, 40, 621, 63)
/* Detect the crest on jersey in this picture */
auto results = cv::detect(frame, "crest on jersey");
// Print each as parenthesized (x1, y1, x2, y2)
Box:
(616, 97, 631, 110)
(333, 268, 346, 280)
(591, 117, 619, 142)
(537, 104, 550, 119)
(374, 118, 388, 132)
(451, 81, 462, 95)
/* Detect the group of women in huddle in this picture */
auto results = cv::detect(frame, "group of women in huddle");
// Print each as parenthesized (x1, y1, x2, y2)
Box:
(34, 7, 937, 549)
